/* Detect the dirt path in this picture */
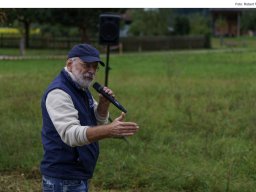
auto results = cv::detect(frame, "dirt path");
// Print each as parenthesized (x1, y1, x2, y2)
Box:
(0, 171, 41, 192)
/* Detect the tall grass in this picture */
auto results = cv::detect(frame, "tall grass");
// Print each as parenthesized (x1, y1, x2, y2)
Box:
(1, 49, 256, 191)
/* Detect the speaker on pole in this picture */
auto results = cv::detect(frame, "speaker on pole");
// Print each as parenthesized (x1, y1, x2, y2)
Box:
(99, 14, 120, 45)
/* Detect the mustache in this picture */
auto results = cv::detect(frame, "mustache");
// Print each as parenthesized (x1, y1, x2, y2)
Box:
(83, 73, 95, 79)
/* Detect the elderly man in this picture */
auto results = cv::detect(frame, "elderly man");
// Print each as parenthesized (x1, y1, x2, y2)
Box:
(40, 43, 139, 192)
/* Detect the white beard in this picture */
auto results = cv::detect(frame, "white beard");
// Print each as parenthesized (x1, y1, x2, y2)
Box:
(76, 75, 92, 88)
(72, 68, 95, 89)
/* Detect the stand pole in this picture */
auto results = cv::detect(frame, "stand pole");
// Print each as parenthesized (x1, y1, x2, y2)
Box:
(103, 44, 129, 144)
(104, 44, 110, 86)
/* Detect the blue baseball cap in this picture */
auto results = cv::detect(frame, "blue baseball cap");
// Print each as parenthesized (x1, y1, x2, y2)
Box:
(68, 43, 105, 66)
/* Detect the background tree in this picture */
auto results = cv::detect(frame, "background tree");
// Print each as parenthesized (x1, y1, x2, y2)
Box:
(241, 10, 256, 34)
(0, 9, 6, 24)
(4, 8, 40, 48)
(129, 9, 171, 36)
(173, 15, 190, 35)
(215, 16, 228, 46)
(43, 9, 125, 42)
(189, 13, 211, 36)
(2, 8, 125, 47)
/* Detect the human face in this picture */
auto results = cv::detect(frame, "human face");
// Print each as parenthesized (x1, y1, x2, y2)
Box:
(70, 58, 98, 89)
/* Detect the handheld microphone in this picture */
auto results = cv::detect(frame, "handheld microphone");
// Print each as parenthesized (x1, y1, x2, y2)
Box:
(93, 82, 127, 113)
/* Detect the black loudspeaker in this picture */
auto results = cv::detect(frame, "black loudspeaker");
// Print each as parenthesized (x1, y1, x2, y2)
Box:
(99, 14, 120, 45)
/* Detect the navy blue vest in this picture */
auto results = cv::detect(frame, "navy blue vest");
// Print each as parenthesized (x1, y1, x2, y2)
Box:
(40, 69, 99, 180)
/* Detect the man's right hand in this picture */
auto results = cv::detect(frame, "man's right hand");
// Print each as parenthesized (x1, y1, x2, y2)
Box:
(109, 112, 139, 137)
(86, 112, 139, 143)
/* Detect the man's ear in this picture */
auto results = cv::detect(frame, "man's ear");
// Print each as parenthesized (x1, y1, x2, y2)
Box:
(66, 59, 73, 72)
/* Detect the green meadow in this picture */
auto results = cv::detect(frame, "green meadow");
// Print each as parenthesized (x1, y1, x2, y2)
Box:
(1, 49, 256, 191)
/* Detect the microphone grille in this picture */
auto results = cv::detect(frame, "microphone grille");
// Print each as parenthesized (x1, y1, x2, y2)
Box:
(92, 82, 102, 91)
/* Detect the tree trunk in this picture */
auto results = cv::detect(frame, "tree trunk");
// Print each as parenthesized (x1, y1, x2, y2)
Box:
(19, 37, 25, 56)
(24, 21, 30, 48)
(80, 26, 90, 43)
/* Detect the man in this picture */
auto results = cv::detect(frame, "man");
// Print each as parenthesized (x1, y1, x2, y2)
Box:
(40, 43, 139, 192)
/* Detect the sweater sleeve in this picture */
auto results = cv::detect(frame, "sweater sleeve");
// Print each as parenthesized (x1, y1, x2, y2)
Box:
(46, 89, 90, 147)
(93, 98, 109, 125)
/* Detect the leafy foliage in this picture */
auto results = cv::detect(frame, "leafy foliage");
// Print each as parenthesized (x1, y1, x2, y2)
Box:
(173, 15, 190, 35)
(129, 9, 171, 36)
(0, 9, 7, 24)
(1, 8, 125, 46)
(241, 10, 256, 31)
(40, 9, 124, 42)
(189, 13, 211, 36)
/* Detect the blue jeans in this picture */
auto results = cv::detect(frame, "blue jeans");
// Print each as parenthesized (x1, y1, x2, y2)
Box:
(42, 175, 88, 192)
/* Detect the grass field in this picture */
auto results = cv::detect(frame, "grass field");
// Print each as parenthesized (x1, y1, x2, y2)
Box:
(1, 48, 256, 191)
